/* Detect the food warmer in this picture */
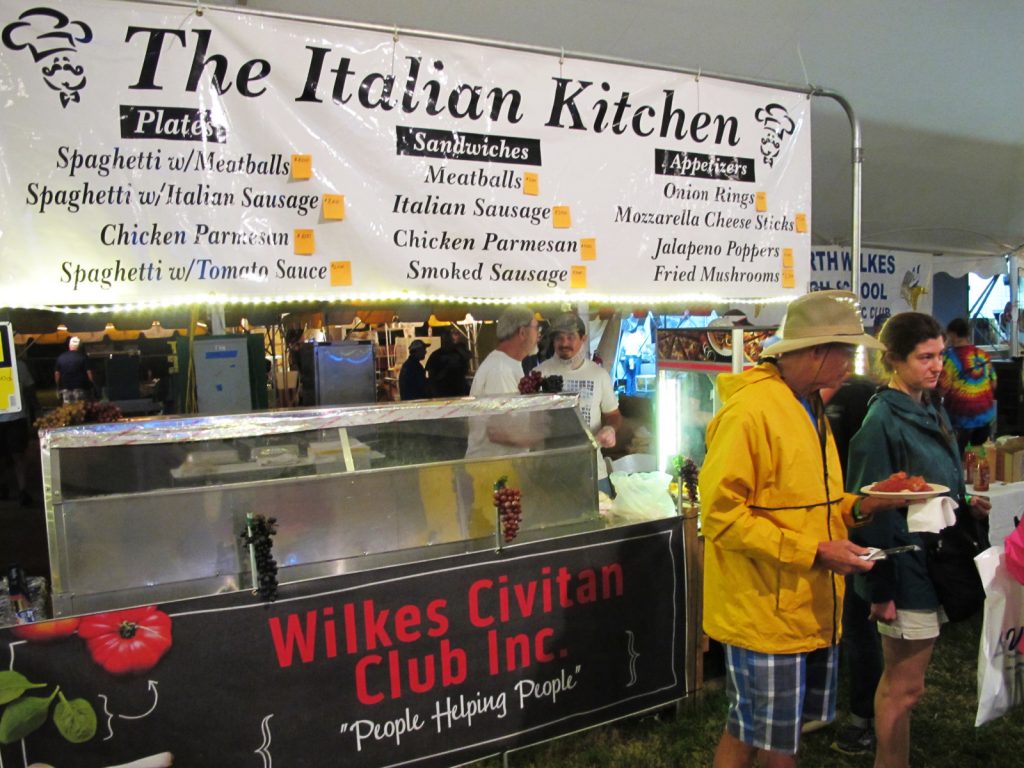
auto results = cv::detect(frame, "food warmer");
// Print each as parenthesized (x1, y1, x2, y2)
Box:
(41, 395, 600, 617)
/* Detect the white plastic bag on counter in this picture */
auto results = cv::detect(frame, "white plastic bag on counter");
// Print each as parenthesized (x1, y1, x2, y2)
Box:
(608, 470, 676, 523)
(975, 545, 1024, 726)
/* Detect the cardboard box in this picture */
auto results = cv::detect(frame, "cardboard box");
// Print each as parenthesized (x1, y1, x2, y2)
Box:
(998, 437, 1024, 483)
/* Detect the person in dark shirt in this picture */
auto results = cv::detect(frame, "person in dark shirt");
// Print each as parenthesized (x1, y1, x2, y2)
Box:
(399, 339, 429, 401)
(822, 374, 883, 756)
(54, 336, 93, 403)
(0, 357, 37, 506)
(425, 327, 471, 397)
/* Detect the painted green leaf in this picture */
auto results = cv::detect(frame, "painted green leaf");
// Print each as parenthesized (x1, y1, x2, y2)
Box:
(0, 691, 54, 744)
(54, 694, 97, 744)
(0, 671, 45, 706)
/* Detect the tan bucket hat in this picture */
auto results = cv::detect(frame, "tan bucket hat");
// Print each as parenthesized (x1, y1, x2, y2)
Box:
(765, 290, 884, 356)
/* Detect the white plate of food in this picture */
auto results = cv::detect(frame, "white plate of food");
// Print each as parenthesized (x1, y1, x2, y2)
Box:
(859, 483, 949, 500)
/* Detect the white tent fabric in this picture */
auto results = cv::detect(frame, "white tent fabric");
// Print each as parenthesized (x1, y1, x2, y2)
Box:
(214, 0, 1024, 260)
(933, 254, 1006, 279)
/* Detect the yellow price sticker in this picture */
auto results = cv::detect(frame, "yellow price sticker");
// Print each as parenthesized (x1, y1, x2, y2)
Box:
(781, 267, 796, 288)
(523, 172, 539, 196)
(293, 229, 315, 255)
(291, 154, 313, 180)
(330, 261, 353, 286)
(782, 248, 794, 268)
(552, 206, 572, 229)
(755, 191, 768, 212)
(0, 370, 13, 414)
(570, 265, 587, 289)
(795, 213, 808, 233)
(580, 238, 596, 261)
(323, 194, 346, 220)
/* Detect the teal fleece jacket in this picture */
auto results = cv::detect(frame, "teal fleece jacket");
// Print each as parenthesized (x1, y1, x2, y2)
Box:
(845, 387, 967, 608)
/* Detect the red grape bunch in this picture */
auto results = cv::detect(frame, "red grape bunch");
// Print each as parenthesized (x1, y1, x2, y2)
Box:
(493, 476, 523, 543)
(680, 458, 700, 505)
(518, 370, 564, 394)
(518, 369, 543, 394)
(85, 401, 123, 423)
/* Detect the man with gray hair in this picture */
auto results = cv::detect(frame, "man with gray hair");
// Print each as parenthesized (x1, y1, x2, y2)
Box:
(460, 306, 539, 537)
(699, 291, 904, 767)
(469, 305, 538, 398)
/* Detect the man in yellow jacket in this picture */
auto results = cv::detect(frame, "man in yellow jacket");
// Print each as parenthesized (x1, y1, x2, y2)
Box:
(699, 291, 900, 768)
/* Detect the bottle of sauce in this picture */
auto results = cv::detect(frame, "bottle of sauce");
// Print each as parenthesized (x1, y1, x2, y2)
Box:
(983, 438, 998, 481)
(964, 443, 977, 486)
(975, 447, 991, 492)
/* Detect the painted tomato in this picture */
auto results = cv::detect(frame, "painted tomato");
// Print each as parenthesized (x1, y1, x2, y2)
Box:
(11, 617, 81, 642)
(77, 606, 173, 675)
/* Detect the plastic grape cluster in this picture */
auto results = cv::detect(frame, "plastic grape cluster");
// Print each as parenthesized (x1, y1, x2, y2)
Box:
(493, 476, 523, 543)
(518, 370, 564, 394)
(84, 401, 122, 423)
(680, 458, 699, 504)
(241, 515, 279, 601)
(34, 401, 123, 430)
(34, 402, 86, 430)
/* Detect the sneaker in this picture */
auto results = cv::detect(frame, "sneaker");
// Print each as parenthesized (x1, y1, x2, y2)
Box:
(831, 722, 874, 756)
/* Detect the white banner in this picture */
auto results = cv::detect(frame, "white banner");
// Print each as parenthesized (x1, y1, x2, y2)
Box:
(0, 1, 812, 307)
(809, 248, 933, 324)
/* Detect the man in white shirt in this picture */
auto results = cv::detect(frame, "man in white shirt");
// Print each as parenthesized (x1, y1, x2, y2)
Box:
(460, 305, 539, 536)
(469, 305, 538, 398)
(466, 305, 538, 458)
(537, 312, 622, 493)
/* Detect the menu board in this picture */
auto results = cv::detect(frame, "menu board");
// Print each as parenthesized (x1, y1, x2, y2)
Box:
(0, 1, 812, 306)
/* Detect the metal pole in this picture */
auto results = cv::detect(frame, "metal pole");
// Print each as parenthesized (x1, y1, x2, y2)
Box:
(813, 91, 863, 300)
(1010, 252, 1019, 359)
(681, 502, 703, 700)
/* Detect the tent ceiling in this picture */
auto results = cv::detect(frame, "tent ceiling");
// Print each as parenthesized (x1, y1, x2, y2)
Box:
(168, 0, 1024, 259)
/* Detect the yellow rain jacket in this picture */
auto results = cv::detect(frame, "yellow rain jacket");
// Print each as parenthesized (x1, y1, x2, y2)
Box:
(698, 363, 858, 653)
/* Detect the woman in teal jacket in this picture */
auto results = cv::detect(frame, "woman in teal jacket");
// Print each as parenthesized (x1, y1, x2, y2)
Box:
(846, 313, 990, 768)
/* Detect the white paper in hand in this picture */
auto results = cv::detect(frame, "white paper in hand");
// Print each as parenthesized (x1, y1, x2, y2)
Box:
(906, 495, 957, 533)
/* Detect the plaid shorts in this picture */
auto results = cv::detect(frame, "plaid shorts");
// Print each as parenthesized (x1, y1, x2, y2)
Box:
(723, 643, 839, 755)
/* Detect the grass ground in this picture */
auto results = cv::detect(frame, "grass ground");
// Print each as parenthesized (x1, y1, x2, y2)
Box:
(477, 613, 1022, 767)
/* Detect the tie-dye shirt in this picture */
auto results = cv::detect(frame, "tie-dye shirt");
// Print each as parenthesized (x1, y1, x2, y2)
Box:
(939, 344, 996, 429)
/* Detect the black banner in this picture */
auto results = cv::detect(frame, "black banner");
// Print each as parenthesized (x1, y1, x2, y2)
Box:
(396, 126, 542, 166)
(654, 148, 754, 182)
(0, 518, 686, 767)
(119, 105, 228, 142)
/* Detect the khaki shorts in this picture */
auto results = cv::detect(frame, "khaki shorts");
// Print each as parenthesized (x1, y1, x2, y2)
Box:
(876, 607, 946, 640)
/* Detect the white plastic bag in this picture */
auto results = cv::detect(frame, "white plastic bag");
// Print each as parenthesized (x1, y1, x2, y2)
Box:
(608, 470, 676, 523)
(975, 545, 1024, 726)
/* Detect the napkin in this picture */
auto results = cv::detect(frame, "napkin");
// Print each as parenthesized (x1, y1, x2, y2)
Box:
(906, 495, 957, 533)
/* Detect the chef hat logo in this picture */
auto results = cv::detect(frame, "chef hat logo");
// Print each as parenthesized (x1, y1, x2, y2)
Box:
(754, 103, 796, 168)
(2, 7, 93, 108)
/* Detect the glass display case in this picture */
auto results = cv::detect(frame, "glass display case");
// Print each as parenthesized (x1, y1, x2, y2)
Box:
(41, 395, 600, 616)
(655, 324, 776, 468)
